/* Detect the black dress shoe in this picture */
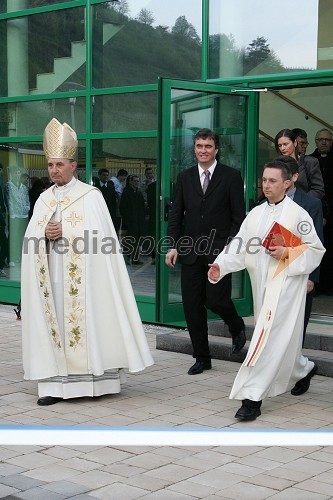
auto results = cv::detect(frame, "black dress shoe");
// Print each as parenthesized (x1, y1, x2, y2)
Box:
(291, 364, 318, 396)
(235, 399, 262, 421)
(188, 360, 212, 375)
(232, 327, 246, 354)
(37, 396, 63, 406)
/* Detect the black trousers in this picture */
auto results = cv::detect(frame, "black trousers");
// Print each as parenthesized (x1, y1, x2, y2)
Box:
(181, 255, 244, 360)
(303, 290, 313, 347)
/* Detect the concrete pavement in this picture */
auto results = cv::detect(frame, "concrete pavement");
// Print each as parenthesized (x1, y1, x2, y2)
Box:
(0, 304, 333, 499)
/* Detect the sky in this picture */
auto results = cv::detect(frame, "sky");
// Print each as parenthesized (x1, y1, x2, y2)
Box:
(127, 0, 319, 69)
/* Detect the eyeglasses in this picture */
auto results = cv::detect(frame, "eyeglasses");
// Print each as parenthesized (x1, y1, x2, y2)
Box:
(298, 141, 308, 146)
(316, 137, 332, 142)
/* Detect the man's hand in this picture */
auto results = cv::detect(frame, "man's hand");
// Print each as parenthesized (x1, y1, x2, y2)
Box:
(45, 221, 62, 240)
(165, 249, 178, 268)
(307, 280, 314, 294)
(268, 245, 289, 260)
(208, 263, 220, 282)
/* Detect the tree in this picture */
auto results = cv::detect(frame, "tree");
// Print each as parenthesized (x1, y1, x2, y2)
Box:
(171, 16, 200, 44)
(244, 36, 283, 75)
(155, 25, 169, 34)
(136, 8, 155, 26)
(107, 0, 129, 16)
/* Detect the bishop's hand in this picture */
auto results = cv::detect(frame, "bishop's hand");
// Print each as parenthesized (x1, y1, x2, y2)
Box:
(45, 220, 62, 240)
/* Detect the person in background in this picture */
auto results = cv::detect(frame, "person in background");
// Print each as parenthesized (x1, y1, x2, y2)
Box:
(111, 168, 128, 197)
(4, 170, 30, 265)
(140, 166, 155, 202)
(166, 128, 246, 376)
(292, 128, 309, 157)
(0, 163, 9, 275)
(208, 160, 325, 420)
(94, 168, 117, 227)
(310, 128, 333, 295)
(275, 128, 324, 199)
(120, 175, 146, 265)
(29, 177, 46, 219)
(21, 118, 153, 406)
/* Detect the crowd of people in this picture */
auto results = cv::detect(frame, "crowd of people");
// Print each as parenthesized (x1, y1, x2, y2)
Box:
(93, 166, 156, 265)
(0, 119, 331, 421)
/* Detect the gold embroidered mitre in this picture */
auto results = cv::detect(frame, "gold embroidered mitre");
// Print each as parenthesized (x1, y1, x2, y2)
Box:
(43, 118, 78, 160)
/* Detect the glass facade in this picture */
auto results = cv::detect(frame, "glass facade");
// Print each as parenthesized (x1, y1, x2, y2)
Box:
(92, 1, 202, 88)
(1, 7, 85, 98)
(92, 92, 157, 133)
(0, 0, 332, 322)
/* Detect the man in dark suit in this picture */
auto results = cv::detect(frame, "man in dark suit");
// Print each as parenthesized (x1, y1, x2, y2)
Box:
(310, 128, 333, 295)
(166, 128, 246, 375)
(95, 168, 117, 227)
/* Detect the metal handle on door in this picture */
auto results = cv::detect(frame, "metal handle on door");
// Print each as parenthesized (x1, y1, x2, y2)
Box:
(164, 197, 173, 221)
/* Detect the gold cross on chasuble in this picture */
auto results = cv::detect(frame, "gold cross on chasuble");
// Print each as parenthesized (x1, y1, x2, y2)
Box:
(65, 211, 83, 227)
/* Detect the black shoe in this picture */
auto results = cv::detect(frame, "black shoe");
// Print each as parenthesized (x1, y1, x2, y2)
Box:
(188, 360, 212, 375)
(291, 364, 318, 396)
(37, 396, 63, 406)
(232, 327, 246, 354)
(235, 399, 262, 421)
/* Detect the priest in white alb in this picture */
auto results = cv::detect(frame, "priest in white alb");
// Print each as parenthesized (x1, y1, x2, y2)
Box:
(21, 118, 154, 406)
(208, 160, 325, 421)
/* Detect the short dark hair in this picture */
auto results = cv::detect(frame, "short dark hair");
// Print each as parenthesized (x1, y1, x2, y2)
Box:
(263, 160, 293, 181)
(117, 169, 128, 177)
(274, 155, 299, 175)
(194, 128, 219, 149)
(274, 129, 296, 153)
(98, 168, 109, 176)
(292, 128, 307, 139)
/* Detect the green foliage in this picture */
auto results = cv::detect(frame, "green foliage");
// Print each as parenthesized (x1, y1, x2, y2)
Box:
(244, 36, 283, 75)
(136, 8, 155, 26)
(171, 15, 200, 44)
(209, 33, 285, 78)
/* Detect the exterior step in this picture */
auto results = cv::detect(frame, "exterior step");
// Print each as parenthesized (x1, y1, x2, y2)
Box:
(156, 329, 333, 377)
(207, 319, 333, 352)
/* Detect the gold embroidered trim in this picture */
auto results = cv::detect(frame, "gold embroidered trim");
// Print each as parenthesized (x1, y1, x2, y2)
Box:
(66, 237, 84, 349)
(37, 249, 62, 349)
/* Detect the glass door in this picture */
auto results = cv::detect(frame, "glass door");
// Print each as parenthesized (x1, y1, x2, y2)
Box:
(158, 79, 258, 325)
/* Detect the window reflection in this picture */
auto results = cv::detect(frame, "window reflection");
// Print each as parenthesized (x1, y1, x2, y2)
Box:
(209, 0, 319, 78)
(93, 0, 202, 88)
(92, 139, 157, 296)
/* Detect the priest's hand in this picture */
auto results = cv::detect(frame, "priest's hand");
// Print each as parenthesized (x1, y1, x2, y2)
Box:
(268, 245, 289, 260)
(165, 249, 178, 268)
(45, 221, 62, 240)
(208, 263, 220, 282)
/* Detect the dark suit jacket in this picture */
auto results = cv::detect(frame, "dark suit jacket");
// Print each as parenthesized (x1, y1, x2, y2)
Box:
(296, 155, 325, 199)
(293, 188, 323, 283)
(167, 162, 245, 264)
(96, 180, 117, 222)
(119, 186, 145, 237)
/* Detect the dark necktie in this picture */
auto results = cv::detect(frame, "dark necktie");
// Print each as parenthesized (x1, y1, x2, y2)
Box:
(202, 170, 210, 194)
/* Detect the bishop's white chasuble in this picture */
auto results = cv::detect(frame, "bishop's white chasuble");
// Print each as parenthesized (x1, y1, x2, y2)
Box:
(21, 179, 153, 399)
